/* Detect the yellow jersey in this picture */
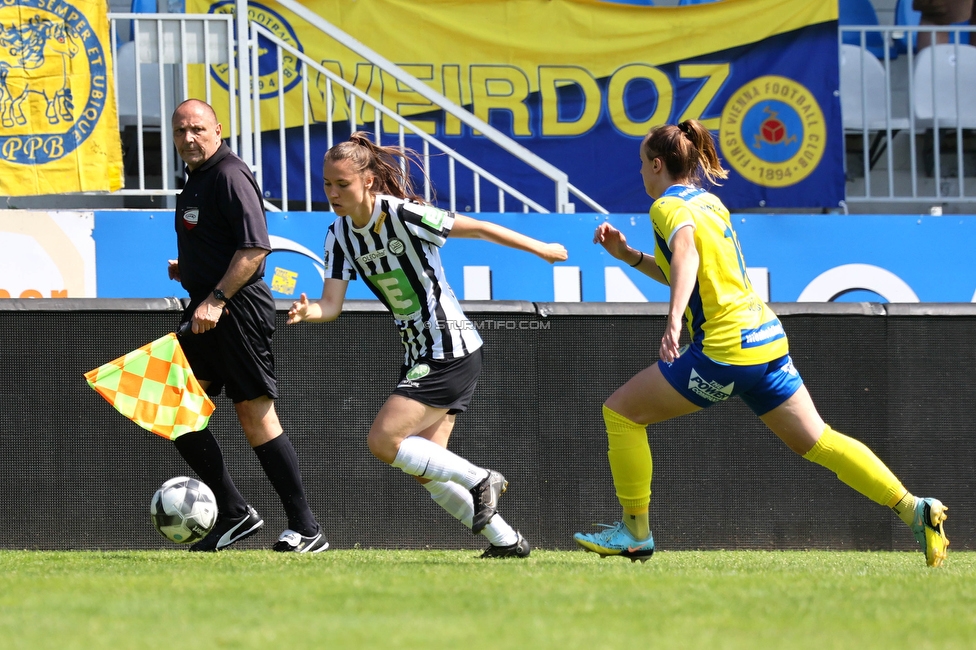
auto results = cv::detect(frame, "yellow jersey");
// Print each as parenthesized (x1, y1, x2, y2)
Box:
(650, 184, 788, 365)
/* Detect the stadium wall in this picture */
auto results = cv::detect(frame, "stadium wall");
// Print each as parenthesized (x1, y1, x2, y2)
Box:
(6, 210, 976, 303)
(1, 300, 973, 552)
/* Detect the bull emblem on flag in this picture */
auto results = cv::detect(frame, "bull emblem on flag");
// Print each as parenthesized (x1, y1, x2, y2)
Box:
(0, 0, 123, 196)
(0, 14, 81, 128)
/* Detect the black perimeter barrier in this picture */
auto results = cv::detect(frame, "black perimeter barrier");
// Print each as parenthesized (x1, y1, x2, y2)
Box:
(1, 299, 973, 552)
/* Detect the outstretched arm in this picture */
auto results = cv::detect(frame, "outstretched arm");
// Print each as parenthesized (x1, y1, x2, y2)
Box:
(287, 278, 349, 324)
(450, 214, 568, 263)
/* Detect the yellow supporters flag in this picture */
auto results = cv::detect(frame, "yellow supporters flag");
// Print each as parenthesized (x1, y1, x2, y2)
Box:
(84, 334, 215, 440)
(0, 0, 123, 195)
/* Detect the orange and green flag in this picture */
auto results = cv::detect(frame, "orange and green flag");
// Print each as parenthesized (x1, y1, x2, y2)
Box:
(84, 333, 214, 440)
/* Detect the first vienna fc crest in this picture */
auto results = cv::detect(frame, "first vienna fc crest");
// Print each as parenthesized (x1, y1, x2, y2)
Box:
(0, 0, 108, 165)
(719, 76, 826, 188)
(208, 1, 302, 100)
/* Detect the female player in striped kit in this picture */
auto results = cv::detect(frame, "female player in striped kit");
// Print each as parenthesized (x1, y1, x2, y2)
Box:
(573, 119, 949, 566)
(288, 132, 567, 557)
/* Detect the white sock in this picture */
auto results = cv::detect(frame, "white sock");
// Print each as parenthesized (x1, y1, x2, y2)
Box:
(392, 436, 488, 489)
(423, 480, 518, 546)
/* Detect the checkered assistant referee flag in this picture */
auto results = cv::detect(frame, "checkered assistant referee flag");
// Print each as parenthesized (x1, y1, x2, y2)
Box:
(84, 333, 214, 440)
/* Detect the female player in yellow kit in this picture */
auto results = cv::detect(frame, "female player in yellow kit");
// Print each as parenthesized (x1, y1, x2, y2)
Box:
(573, 119, 949, 566)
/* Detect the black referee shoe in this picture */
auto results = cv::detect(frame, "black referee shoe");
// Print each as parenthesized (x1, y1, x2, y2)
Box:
(189, 505, 264, 552)
(481, 533, 531, 559)
(470, 470, 508, 534)
(272, 528, 330, 553)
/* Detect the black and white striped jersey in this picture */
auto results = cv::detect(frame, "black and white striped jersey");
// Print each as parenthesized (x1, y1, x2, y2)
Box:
(323, 194, 483, 364)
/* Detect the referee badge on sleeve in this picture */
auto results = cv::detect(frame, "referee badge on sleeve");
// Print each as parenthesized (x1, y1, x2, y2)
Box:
(182, 208, 200, 230)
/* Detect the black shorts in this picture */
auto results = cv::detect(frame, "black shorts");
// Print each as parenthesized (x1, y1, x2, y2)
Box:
(392, 347, 482, 415)
(178, 282, 278, 403)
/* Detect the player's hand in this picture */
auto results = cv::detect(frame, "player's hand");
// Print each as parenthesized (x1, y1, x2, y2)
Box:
(287, 293, 310, 324)
(593, 223, 630, 260)
(167, 259, 181, 281)
(539, 243, 568, 263)
(191, 298, 223, 334)
(659, 316, 683, 363)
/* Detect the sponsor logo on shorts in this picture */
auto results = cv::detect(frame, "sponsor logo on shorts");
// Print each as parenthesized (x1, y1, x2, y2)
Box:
(406, 363, 430, 381)
(398, 363, 431, 388)
(688, 368, 734, 403)
(780, 357, 798, 376)
(387, 238, 406, 256)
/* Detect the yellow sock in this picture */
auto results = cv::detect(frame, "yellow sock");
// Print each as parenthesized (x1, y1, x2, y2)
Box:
(891, 491, 917, 527)
(802, 426, 906, 506)
(623, 508, 650, 540)
(603, 404, 651, 540)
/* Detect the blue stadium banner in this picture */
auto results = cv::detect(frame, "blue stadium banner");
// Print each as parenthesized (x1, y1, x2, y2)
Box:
(188, 0, 842, 211)
(0, 0, 123, 195)
(90, 211, 976, 304)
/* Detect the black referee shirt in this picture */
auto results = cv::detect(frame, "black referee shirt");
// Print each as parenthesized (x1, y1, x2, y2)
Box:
(175, 142, 271, 298)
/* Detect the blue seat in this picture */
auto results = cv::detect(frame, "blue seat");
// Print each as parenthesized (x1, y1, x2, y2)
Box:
(129, 0, 155, 42)
(678, 0, 722, 5)
(894, 0, 970, 55)
(839, 0, 891, 60)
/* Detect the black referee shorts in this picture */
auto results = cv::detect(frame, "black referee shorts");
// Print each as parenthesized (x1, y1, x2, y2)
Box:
(392, 347, 483, 415)
(179, 282, 278, 403)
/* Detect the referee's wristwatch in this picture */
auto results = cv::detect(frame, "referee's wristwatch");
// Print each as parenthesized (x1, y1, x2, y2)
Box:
(212, 288, 228, 304)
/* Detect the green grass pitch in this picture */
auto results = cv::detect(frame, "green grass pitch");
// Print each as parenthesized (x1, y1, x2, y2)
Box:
(2, 550, 974, 649)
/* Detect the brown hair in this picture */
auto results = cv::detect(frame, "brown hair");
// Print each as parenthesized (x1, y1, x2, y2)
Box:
(323, 132, 429, 203)
(642, 119, 728, 188)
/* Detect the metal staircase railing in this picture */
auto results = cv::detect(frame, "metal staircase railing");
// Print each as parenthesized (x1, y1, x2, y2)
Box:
(101, 5, 607, 214)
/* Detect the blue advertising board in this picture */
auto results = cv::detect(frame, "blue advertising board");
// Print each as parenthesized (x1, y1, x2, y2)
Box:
(94, 211, 976, 304)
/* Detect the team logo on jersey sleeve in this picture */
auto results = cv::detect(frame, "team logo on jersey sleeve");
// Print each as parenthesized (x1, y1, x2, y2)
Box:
(416, 205, 446, 229)
(719, 76, 826, 188)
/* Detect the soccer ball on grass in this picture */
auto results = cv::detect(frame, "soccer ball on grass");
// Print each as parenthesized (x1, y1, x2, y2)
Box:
(150, 476, 217, 544)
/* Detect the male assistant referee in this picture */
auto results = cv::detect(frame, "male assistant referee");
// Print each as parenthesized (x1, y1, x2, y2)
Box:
(167, 99, 328, 553)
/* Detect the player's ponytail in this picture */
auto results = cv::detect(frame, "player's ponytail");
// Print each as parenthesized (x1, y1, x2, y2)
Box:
(325, 132, 429, 204)
(678, 119, 728, 186)
(643, 119, 728, 188)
